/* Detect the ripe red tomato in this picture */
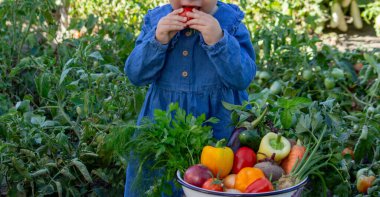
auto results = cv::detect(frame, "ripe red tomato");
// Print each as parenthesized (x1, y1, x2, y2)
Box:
(232, 147, 257, 174)
(357, 175, 375, 193)
(341, 147, 354, 160)
(245, 177, 274, 193)
(179, 7, 195, 22)
(202, 178, 223, 192)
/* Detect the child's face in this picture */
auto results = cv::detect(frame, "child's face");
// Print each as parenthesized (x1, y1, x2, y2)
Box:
(170, 0, 218, 14)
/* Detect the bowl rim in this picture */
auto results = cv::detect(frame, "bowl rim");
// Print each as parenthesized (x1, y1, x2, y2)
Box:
(176, 170, 308, 196)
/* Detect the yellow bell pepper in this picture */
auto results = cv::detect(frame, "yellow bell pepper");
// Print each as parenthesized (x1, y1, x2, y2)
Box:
(234, 167, 265, 192)
(257, 132, 291, 163)
(201, 139, 233, 178)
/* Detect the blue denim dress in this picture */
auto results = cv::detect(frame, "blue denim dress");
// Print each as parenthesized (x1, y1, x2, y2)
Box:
(124, 1, 256, 196)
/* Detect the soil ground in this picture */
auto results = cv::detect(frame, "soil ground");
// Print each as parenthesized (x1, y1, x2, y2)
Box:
(320, 22, 380, 52)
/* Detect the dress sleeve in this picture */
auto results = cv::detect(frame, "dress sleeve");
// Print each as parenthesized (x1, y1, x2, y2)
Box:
(124, 12, 169, 86)
(201, 23, 256, 90)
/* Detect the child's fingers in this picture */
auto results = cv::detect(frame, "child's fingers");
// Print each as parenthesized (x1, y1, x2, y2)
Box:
(187, 9, 207, 19)
(166, 15, 187, 23)
(169, 8, 184, 15)
(162, 25, 185, 32)
(161, 19, 187, 27)
(186, 18, 205, 26)
(186, 18, 212, 28)
(188, 24, 204, 32)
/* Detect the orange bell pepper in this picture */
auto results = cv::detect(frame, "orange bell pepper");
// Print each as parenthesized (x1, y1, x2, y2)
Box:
(234, 167, 265, 192)
(201, 139, 234, 178)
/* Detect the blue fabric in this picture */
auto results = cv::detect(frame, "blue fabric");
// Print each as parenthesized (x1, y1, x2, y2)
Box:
(124, 1, 256, 196)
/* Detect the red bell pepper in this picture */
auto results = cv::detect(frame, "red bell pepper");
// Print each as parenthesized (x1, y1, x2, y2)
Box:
(232, 146, 257, 174)
(244, 177, 274, 193)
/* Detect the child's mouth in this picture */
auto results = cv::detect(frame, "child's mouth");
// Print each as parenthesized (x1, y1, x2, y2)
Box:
(182, 6, 200, 10)
(179, 6, 200, 22)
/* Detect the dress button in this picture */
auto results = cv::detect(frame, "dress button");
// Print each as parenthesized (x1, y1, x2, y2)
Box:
(182, 50, 189, 56)
(182, 71, 188, 77)
(185, 31, 192, 37)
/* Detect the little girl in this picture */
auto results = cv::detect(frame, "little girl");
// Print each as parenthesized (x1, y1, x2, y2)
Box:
(124, 0, 256, 196)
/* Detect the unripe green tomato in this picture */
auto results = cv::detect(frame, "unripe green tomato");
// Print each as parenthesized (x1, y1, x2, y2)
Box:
(324, 77, 336, 90)
(302, 69, 313, 81)
(259, 71, 271, 81)
(367, 106, 375, 114)
(315, 66, 321, 72)
(270, 81, 282, 95)
(258, 79, 263, 85)
(353, 124, 359, 132)
(93, 61, 99, 67)
(331, 68, 345, 79)
(356, 168, 375, 180)
(76, 106, 82, 115)
(255, 71, 261, 78)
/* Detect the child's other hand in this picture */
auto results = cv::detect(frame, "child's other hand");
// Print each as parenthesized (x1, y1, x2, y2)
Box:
(155, 8, 187, 44)
(186, 9, 223, 46)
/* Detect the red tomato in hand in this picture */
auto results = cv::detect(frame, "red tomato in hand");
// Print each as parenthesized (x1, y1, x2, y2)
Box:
(202, 178, 223, 192)
(179, 7, 195, 22)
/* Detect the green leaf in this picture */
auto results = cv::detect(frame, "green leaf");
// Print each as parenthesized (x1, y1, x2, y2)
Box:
(311, 112, 323, 131)
(64, 58, 74, 68)
(31, 115, 46, 126)
(222, 101, 242, 111)
(92, 169, 109, 183)
(30, 168, 49, 177)
(59, 67, 73, 86)
(343, 115, 360, 122)
(336, 59, 358, 82)
(71, 158, 93, 183)
(11, 157, 31, 179)
(86, 14, 98, 30)
(15, 100, 30, 112)
(35, 73, 51, 98)
(364, 53, 380, 75)
(277, 97, 311, 110)
(320, 98, 335, 109)
(354, 126, 373, 162)
(20, 149, 36, 158)
(42, 120, 58, 128)
(280, 109, 292, 129)
(40, 184, 55, 195)
(59, 167, 75, 180)
(54, 181, 63, 197)
(104, 64, 121, 73)
(296, 114, 311, 134)
(89, 51, 104, 61)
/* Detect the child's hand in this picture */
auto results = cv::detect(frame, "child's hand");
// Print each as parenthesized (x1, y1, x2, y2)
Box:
(155, 8, 187, 44)
(186, 9, 223, 46)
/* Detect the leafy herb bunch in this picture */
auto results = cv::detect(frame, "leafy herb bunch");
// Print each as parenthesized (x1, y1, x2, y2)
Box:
(126, 103, 218, 196)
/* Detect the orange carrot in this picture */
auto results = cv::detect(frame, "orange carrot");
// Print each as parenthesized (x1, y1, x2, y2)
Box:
(281, 143, 306, 174)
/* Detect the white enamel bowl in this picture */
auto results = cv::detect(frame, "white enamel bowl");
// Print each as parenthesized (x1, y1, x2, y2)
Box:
(176, 171, 308, 197)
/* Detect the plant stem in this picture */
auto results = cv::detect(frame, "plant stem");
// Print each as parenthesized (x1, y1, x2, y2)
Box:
(295, 125, 327, 178)
(251, 105, 269, 128)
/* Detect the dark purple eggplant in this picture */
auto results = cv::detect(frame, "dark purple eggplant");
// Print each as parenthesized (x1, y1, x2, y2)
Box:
(227, 127, 246, 153)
